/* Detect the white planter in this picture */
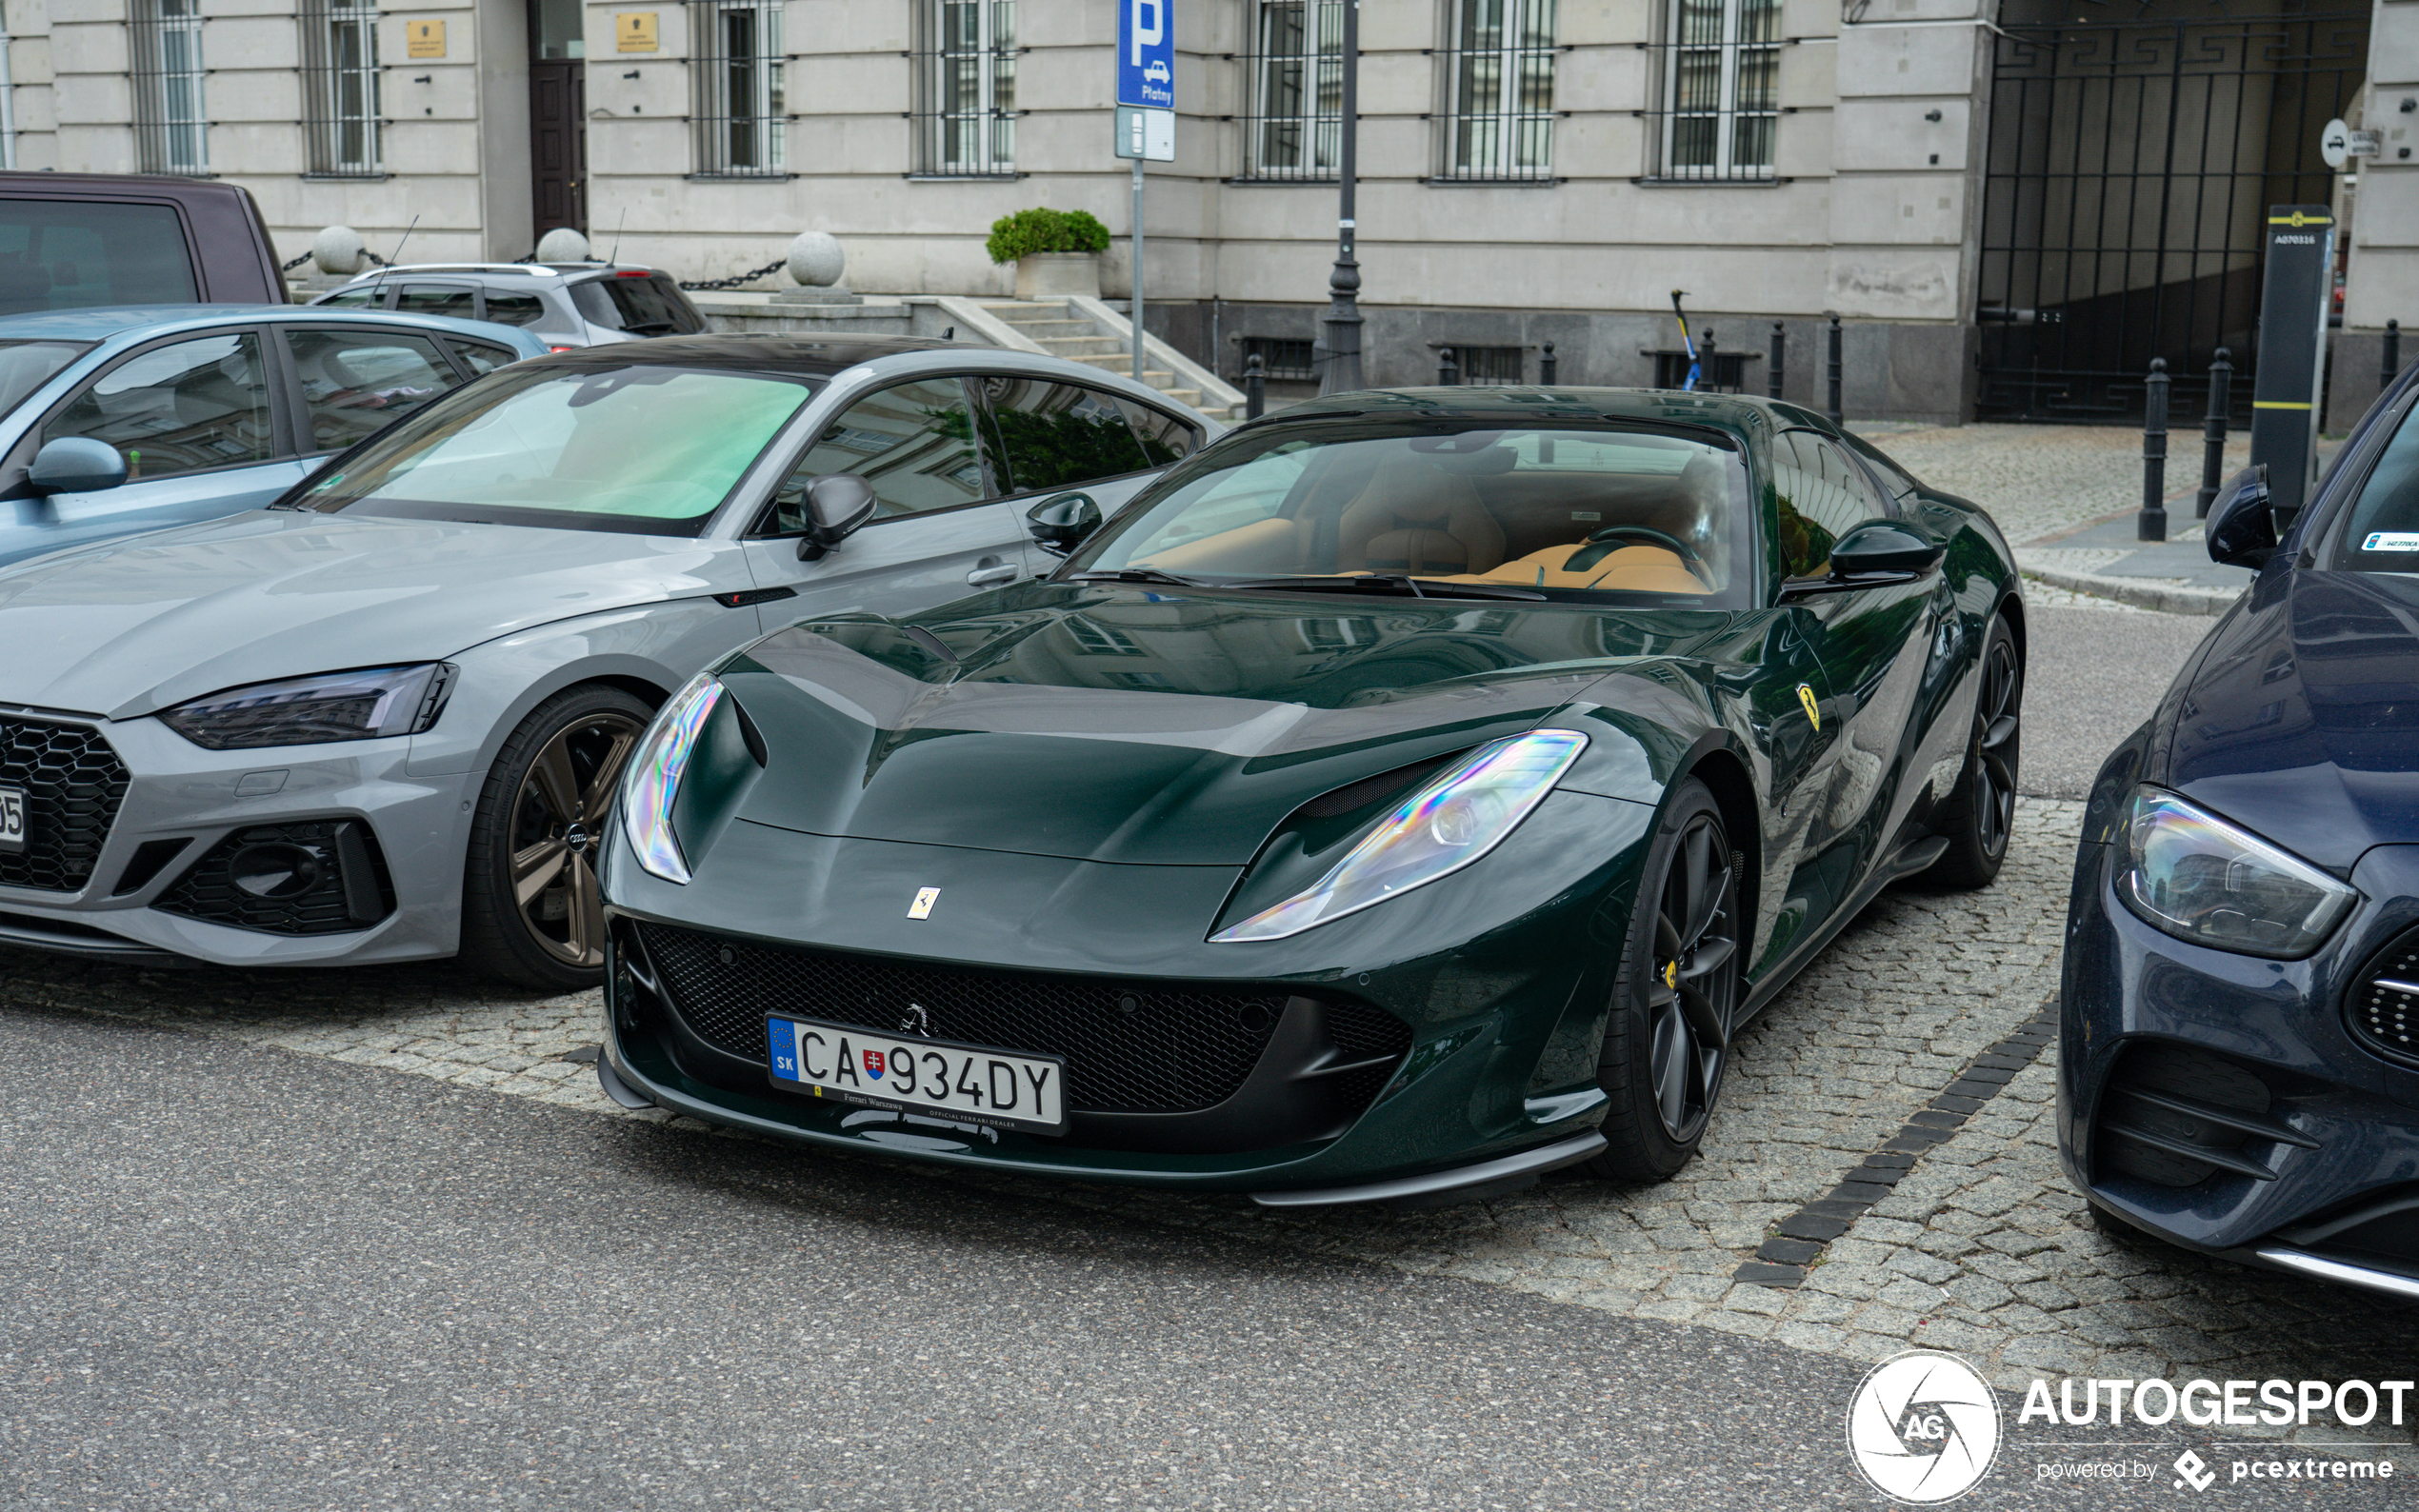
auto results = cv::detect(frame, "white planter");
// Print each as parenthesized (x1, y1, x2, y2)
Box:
(1014, 252, 1102, 300)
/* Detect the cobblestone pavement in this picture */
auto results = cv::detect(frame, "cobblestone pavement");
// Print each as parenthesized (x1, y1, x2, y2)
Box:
(7, 796, 2413, 1445)
(1857, 422, 2253, 551)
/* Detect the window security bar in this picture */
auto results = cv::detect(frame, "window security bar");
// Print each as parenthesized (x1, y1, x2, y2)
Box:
(1639, 0, 1783, 183)
(300, 0, 381, 177)
(1433, 0, 1560, 184)
(689, 0, 789, 177)
(1237, 0, 1343, 183)
(130, 0, 210, 175)
(911, 0, 1018, 178)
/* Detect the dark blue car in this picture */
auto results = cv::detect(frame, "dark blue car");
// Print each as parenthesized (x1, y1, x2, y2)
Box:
(2060, 368, 2419, 1303)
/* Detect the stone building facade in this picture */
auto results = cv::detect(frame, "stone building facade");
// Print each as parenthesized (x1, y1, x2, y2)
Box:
(0, 0, 2409, 426)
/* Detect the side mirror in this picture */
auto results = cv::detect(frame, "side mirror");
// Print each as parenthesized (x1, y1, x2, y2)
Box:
(1828, 519, 1946, 578)
(2206, 465, 2277, 569)
(27, 436, 128, 495)
(1027, 491, 1102, 557)
(795, 473, 877, 561)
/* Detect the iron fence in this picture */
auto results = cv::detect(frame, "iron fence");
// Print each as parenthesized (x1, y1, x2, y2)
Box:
(1635, 0, 1782, 184)
(1432, 0, 1560, 184)
(911, 0, 1019, 178)
(300, 0, 380, 177)
(130, 0, 209, 176)
(1236, 0, 1343, 183)
(689, 0, 789, 178)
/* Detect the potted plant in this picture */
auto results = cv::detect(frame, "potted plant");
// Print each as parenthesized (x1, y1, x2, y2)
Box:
(987, 208, 1112, 300)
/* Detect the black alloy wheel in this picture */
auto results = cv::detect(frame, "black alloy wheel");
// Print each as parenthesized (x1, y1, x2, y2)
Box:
(1586, 777, 1745, 1182)
(1923, 616, 2023, 890)
(459, 684, 654, 989)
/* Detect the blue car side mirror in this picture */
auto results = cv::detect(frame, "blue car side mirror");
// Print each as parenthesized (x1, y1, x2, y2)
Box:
(26, 436, 128, 495)
(2207, 465, 2277, 569)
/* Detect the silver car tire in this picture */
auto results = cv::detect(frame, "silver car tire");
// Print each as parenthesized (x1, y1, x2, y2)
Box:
(457, 683, 654, 989)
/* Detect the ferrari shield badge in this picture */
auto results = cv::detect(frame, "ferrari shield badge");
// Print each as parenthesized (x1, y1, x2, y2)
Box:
(1796, 684, 1821, 732)
(909, 886, 940, 920)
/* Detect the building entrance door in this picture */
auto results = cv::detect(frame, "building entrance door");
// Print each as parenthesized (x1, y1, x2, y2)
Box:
(530, 0, 587, 237)
(1976, 0, 2369, 423)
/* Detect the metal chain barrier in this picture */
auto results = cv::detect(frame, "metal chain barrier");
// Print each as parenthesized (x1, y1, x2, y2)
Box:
(280, 250, 313, 271)
(678, 258, 789, 292)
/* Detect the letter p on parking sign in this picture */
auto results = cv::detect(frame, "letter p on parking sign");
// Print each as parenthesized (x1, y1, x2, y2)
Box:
(1118, 0, 1174, 109)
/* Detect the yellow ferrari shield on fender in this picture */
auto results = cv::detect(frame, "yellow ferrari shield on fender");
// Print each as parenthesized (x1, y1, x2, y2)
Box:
(1797, 683, 1821, 731)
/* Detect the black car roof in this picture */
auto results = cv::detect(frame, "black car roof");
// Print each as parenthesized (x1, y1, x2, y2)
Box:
(1251, 386, 1816, 447)
(528, 333, 960, 376)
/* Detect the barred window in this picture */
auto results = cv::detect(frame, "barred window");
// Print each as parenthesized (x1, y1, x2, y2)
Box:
(130, 0, 209, 175)
(1240, 0, 1341, 183)
(1239, 335, 1314, 381)
(913, 0, 1016, 177)
(302, 0, 381, 176)
(690, 0, 788, 177)
(1446, 344, 1524, 383)
(1437, 0, 1556, 183)
(1659, 0, 1780, 180)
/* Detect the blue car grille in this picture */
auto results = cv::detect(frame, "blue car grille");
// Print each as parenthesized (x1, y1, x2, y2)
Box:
(2348, 927, 2419, 1070)
(0, 717, 130, 894)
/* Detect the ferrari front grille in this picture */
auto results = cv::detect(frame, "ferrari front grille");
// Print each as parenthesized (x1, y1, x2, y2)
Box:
(0, 716, 130, 894)
(633, 920, 1408, 1116)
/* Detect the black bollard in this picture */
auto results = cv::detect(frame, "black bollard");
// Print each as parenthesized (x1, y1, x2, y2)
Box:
(1439, 347, 1459, 386)
(2140, 357, 2170, 543)
(1826, 313, 1843, 424)
(2387, 320, 2403, 389)
(1245, 351, 1266, 420)
(1540, 341, 1557, 386)
(1702, 328, 1718, 392)
(1769, 322, 1785, 400)
(2196, 348, 2232, 519)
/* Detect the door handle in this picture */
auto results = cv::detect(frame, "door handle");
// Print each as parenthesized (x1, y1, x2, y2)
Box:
(966, 557, 1018, 588)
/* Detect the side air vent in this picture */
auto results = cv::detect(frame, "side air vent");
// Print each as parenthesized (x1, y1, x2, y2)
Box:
(2094, 1042, 2316, 1187)
(156, 821, 396, 935)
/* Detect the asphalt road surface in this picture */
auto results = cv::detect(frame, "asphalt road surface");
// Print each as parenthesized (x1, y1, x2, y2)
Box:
(5, 1005, 2386, 1511)
(2020, 605, 2217, 800)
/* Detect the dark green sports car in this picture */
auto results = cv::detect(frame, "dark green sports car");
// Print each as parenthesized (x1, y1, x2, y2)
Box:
(595, 388, 2025, 1205)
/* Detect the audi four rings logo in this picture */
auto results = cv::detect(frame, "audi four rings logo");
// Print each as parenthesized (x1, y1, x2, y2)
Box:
(1846, 1350, 2002, 1503)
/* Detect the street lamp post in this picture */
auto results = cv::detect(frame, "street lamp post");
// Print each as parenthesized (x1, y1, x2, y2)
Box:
(1319, 0, 1362, 395)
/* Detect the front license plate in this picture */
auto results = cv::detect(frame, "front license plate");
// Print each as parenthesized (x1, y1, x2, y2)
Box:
(0, 785, 23, 854)
(766, 1015, 1068, 1135)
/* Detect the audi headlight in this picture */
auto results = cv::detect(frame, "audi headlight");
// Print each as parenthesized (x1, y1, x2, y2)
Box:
(619, 672, 723, 885)
(1211, 729, 1587, 944)
(2115, 787, 2355, 959)
(160, 663, 455, 749)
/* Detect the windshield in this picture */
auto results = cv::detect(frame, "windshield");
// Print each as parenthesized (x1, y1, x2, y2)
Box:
(296, 363, 818, 533)
(570, 273, 706, 335)
(1066, 420, 1752, 602)
(0, 339, 90, 416)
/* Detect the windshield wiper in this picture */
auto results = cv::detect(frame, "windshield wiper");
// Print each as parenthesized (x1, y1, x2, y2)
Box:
(1070, 567, 1204, 587)
(1220, 574, 1548, 602)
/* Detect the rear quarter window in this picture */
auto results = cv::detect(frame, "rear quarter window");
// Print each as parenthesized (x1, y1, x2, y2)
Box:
(0, 198, 198, 314)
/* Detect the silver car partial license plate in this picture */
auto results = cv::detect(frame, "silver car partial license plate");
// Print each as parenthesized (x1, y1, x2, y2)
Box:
(0, 785, 23, 854)
(766, 1014, 1068, 1135)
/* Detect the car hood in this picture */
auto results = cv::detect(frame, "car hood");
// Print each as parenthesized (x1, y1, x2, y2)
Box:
(0, 509, 732, 719)
(2166, 569, 2419, 871)
(710, 584, 1725, 866)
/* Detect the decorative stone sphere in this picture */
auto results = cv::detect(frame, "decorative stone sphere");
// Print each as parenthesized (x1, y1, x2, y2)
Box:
(786, 230, 846, 288)
(311, 224, 366, 276)
(535, 227, 593, 264)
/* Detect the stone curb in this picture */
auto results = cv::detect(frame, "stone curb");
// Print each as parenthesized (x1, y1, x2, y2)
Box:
(2019, 564, 2242, 617)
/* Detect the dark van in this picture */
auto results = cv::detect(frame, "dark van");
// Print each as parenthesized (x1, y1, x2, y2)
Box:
(0, 172, 287, 315)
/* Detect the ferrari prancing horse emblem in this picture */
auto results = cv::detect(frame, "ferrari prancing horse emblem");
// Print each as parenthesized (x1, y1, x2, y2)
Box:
(909, 886, 940, 920)
(1796, 683, 1821, 732)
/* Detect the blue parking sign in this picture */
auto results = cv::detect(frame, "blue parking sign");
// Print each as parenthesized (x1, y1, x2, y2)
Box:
(1117, 0, 1174, 109)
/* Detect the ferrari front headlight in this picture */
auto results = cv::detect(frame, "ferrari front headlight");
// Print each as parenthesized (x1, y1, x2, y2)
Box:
(160, 663, 454, 749)
(619, 672, 723, 885)
(2115, 787, 2354, 959)
(1211, 728, 1588, 943)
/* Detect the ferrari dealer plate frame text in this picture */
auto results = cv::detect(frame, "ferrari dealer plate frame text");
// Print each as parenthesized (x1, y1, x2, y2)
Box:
(766, 1014, 1069, 1134)
(0, 785, 24, 854)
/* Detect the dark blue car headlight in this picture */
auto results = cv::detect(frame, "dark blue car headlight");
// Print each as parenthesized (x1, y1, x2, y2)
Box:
(2115, 787, 2356, 960)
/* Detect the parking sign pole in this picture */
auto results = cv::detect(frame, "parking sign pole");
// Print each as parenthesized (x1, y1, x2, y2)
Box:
(1132, 156, 1146, 385)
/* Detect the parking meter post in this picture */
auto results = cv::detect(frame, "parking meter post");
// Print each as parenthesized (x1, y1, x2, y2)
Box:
(1439, 347, 1459, 386)
(1826, 313, 1843, 424)
(1244, 351, 1265, 419)
(1540, 341, 1556, 385)
(2248, 204, 2334, 527)
(2197, 348, 2232, 519)
(2141, 358, 2170, 542)
(1769, 322, 1785, 399)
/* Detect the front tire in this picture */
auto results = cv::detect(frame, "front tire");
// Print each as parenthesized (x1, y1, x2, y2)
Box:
(1922, 614, 2023, 891)
(1582, 777, 1744, 1183)
(458, 684, 652, 990)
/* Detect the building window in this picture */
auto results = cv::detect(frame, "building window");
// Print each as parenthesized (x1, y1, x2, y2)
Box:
(130, 0, 209, 175)
(1444, 344, 1525, 383)
(0, 2, 17, 170)
(690, 0, 787, 177)
(1436, 0, 1556, 183)
(913, 0, 1016, 177)
(1658, 0, 1780, 181)
(1240, 0, 1340, 182)
(301, 0, 382, 176)
(1238, 335, 1315, 381)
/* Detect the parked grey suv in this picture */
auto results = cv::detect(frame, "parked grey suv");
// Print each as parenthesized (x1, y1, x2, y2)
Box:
(310, 263, 706, 349)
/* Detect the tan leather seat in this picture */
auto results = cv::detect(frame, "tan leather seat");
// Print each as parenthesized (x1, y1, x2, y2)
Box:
(1335, 454, 1507, 575)
(1446, 543, 1710, 594)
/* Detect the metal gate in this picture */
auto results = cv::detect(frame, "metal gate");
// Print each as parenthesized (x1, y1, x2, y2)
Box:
(1976, 4, 2369, 422)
